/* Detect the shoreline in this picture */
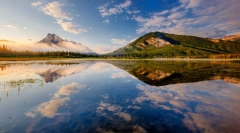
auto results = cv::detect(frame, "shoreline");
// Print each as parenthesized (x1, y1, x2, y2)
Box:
(0, 57, 240, 61)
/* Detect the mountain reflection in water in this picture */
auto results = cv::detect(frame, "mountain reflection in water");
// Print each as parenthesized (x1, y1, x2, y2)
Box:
(0, 60, 240, 133)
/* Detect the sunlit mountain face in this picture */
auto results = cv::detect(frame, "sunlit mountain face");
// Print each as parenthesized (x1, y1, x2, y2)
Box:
(0, 60, 240, 133)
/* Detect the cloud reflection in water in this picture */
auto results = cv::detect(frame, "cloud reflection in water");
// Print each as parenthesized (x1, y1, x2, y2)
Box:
(135, 80, 240, 133)
(26, 83, 85, 118)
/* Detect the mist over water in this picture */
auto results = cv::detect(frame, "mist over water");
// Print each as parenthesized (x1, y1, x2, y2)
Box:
(0, 60, 240, 133)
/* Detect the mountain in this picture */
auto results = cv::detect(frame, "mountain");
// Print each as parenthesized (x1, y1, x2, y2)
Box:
(221, 34, 240, 43)
(108, 32, 240, 57)
(36, 33, 96, 54)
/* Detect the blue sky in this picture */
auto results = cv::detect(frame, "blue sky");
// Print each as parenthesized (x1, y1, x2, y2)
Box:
(0, 0, 240, 53)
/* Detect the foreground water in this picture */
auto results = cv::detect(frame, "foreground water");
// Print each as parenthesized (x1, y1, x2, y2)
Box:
(0, 60, 240, 133)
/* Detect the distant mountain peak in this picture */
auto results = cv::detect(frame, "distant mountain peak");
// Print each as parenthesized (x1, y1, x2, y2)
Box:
(39, 33, 64, 44)
(36, 33, 96, 54)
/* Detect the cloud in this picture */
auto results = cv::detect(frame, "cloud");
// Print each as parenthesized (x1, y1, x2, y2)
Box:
(132, 0, 240, 38)
(40, 1, 72, 20)
(126, 10, 141, 14)
(0, 39, 15, 43)
(31, 1, 42, 7)
(102, 19, 110, 24)
(90, 44, 121, 54)
(4, 25, 18, 30)
(111, 38, 129, 45)
(32, 1, 87, 34)
(98, 0, 131, 17)
(167, 11, 187, 20)
(57, 20, 87, 34)
(185, 0, 202, 8)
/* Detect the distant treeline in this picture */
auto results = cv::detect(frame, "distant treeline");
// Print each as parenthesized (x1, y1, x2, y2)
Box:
(0, 45, 95, 58)
(1, 45, 240, 59)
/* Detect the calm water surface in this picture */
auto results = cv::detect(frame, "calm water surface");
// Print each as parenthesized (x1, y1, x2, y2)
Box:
(0, 60, 240, 133)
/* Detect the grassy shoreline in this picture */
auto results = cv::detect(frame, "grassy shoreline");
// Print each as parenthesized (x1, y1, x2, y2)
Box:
(0, 57, 240, 61)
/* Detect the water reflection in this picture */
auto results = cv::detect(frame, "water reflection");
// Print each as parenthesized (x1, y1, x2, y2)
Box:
(26, 83, 85, 118)
(108, 60, 240, 86)
(134, 81, 240, 133)
(36, 62, 94, 82)
(0, 60, 240, 133)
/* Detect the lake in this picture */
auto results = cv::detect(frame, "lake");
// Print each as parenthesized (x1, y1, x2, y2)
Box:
(0, 60, 240, 133)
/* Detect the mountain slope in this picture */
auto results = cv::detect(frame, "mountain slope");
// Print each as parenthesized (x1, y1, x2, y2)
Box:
(109, 32, 240, 57)
(36, 33, 96, 54)
(221, 34, 240, 43)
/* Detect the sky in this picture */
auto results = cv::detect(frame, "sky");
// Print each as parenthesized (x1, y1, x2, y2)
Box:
(0, 0, 240, 54)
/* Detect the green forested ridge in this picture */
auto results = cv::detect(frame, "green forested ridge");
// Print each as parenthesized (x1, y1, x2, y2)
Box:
(109, 32, 240, 57)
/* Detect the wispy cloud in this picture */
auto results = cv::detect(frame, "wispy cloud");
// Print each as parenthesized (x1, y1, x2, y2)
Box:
(57, 20, 87, 34)
(126, 10, 140, 14)
(26, 38, 32, 41)
(132, 0, 240, 38)
(40, 1, 72, 20)
(102, 19, 110, 24)
(98, 0, 131, 17)
(31, 1, 42, 7)
(111, 38, 129, 45)
(31, 1, 87, 34)
(4, 25, 18, 30)
(90, 44, 120, 54)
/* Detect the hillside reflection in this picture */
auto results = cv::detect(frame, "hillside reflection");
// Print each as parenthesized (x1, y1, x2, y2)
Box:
(108, 60, 240, 86)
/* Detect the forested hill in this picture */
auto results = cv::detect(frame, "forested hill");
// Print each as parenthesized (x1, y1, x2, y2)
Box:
(108, 32, 240, 58)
